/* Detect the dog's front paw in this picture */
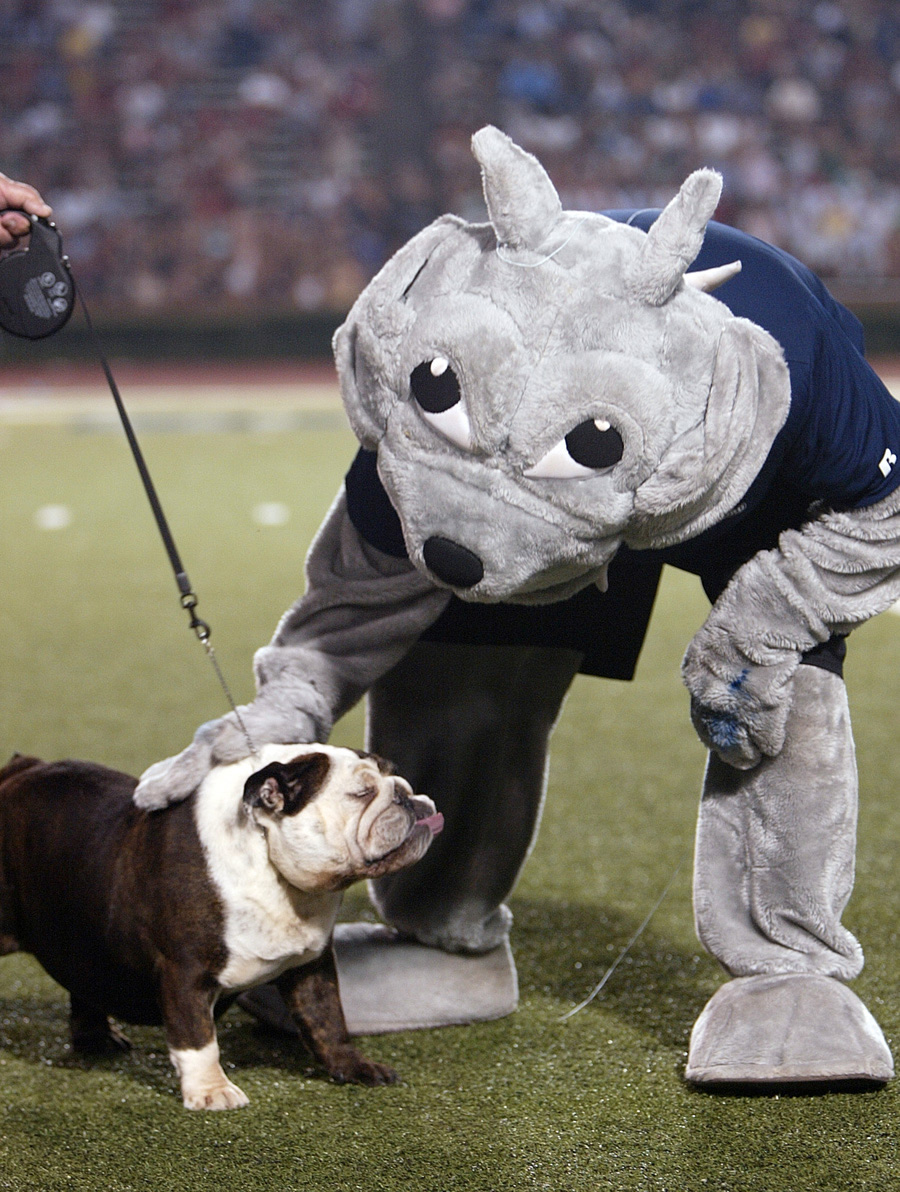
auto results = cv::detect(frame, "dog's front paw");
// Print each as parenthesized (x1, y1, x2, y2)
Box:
(69, 1000, 133, 1055)
(171, 1041, 250, 1110)
(182, 1077, 250, 1111)
(326, 1047, 398, 1087)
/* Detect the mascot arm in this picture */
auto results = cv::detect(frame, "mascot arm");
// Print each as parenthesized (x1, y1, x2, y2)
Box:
(682, 485, 900, 769)
(134, 489, 450, 809)
(253, 487, 451, 727)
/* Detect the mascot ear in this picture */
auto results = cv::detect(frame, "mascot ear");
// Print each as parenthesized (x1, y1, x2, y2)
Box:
(702, 317, 790, 488)
(333, 318, 383, 450)
(472, 124, 562, 253)
(633, 317, 790, 541)
(333, 216, 463, 448)
(631, 169, 723, 306)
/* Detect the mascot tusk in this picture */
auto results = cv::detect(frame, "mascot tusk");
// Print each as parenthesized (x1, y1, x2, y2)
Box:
(684, 260, 742, 292)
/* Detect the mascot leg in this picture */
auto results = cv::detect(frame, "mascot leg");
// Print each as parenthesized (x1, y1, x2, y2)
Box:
(367, 641, 582, 951)
(332, 641, 582, 1033)
(687, 664, 893, 1085)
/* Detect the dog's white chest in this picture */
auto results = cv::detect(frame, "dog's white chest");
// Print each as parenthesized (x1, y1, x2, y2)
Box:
(192, 760, 342, 992)
(215, 893, 336, 990)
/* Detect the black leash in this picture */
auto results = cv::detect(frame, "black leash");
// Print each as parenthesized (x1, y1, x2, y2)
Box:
(0, 212, 258, 759)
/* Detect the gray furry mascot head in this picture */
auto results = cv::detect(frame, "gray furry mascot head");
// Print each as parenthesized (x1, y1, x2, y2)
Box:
(334, 126, 789, 603)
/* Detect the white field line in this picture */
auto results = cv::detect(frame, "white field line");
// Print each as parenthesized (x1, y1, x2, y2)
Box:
(0, 380, 345, 433)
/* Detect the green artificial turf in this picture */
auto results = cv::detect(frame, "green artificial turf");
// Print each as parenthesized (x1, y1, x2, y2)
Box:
(0, 415, 898, 1191)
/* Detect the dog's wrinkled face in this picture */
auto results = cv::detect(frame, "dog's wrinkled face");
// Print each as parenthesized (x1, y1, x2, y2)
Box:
(241, 746, 443, 892)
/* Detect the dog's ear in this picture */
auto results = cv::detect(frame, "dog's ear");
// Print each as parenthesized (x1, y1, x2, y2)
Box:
(244, 771, 286, 814)
(352, 749, 395, 775)
(242, 754, 332, 817)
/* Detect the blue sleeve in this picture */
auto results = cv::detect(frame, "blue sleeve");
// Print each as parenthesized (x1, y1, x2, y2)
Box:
(617, 210, 900, 512)
(692, 220, 900, 509)
(784, 324, 900, 510)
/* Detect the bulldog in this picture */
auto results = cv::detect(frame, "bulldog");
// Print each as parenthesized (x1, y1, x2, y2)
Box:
(0, 744, 443, 1109)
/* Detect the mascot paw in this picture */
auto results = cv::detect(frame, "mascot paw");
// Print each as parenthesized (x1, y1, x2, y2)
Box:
(682, 627, 800, 766)
(134, 705, 318, 810)
(685, 974, 894, 1087)
(134, 740, 214, 809)
(689, 699, 762, 769)
(332, 923, 518, 1034)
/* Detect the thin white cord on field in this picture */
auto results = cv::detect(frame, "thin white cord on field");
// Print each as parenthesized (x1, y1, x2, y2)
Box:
(559, 859, 685, 1022)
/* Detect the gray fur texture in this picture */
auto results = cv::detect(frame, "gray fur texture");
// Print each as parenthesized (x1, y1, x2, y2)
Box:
(132, 126, 898, 1082)
(694, 666, 863, 979)
(136, 122, 890, 806)
(683, 483, 900, 768)
(334, 130, 791, 597)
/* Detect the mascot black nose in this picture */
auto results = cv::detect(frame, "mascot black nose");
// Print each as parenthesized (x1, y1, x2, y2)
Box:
(422, 536, 484, 588)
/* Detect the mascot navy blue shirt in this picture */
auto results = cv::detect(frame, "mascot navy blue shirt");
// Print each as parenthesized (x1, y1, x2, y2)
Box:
(345, 216, 900, 679)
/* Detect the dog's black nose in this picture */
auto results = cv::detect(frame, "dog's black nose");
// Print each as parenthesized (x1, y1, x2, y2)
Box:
(422, 536, 484, 588)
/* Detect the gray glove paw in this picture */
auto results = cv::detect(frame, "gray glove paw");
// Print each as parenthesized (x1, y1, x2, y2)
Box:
(134, 735, 216, 810)
(689, 697, 762, 770)
(682, 631, 800, 770)
(134, 704, 319, 810)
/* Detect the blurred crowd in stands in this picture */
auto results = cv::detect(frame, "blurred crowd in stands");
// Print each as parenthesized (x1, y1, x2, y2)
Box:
(2, 0, 900, 318)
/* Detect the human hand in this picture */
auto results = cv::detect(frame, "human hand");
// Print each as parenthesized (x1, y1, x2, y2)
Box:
(0, 173, 52, 249)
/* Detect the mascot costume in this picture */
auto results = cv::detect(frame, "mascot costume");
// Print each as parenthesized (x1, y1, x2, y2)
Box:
(137, 127, 900, 1085)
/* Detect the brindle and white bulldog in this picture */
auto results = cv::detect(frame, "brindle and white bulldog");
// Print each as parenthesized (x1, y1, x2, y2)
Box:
(0, 744, 443, 1109)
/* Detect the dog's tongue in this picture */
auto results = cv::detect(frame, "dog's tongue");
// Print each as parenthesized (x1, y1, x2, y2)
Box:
(418, 812, 444, 835)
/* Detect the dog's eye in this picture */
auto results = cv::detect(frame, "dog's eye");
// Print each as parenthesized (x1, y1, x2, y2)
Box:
(354, 784, 377, 801)
(525, 418, 624, 478)
(410, 358, 473, 450)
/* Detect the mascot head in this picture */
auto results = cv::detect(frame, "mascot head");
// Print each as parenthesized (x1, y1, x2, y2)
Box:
(333, 126, 789, 605)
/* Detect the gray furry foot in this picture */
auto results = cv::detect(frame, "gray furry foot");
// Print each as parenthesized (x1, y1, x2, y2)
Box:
(333, 923, 518, 1034)
(685, 974, 894, 1086)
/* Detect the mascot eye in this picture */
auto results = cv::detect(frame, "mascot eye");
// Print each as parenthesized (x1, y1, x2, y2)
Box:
(525, 418, 624, 478)
(411, 357, 460, 412)
(410, 357, 473, 450)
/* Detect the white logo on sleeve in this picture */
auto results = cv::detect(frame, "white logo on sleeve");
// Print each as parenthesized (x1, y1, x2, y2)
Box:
(879, 448, 898, 478)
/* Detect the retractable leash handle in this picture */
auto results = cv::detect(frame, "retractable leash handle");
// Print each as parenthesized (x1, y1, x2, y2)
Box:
(0, 214, 75, 338)
(0, 212, 258, 760)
